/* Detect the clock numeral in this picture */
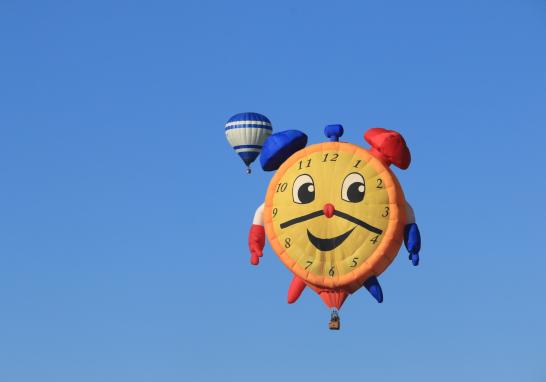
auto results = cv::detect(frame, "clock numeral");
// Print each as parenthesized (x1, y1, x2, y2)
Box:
(370, 235, 379, 244)
(305, 261, 313, 269)
(381, 206, 390, 217)
(353, 159, 362, 168)
(298, 159, 312, 170)
(376, 178, 384, 189)
(272, 208, 278, 217)
(350, 257, 359, 267)
(322, 153, 339, 162)
(328, 266, 335, 277)
(276, 182, 288, 193)
(284, 237, 292, 248)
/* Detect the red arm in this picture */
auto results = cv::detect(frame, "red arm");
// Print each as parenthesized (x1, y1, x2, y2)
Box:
(248, 204, 265, 265)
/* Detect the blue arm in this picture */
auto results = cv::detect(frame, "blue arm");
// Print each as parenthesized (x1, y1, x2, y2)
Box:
(404, 223, 421, 266)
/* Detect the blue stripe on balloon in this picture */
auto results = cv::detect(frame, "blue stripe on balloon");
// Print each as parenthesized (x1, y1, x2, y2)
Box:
(224, 124, 272, 131)
(233, 144, 262, 149)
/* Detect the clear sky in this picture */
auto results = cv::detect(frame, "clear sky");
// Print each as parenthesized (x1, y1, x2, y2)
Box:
(1, 1, 545, 381)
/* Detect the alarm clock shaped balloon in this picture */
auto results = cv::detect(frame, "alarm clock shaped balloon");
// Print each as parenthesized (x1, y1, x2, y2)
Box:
(227, 114, 422, 330)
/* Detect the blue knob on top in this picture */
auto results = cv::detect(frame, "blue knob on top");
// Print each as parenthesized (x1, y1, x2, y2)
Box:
(324, 124, 344, 142)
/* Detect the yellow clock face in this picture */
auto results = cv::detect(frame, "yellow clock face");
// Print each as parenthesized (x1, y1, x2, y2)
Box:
(264, 142, 406, 289)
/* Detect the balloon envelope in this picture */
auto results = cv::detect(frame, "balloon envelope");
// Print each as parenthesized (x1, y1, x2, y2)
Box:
(225, 112, 272, 170)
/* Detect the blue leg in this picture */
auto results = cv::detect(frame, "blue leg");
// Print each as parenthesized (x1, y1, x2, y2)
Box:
(404, 223, 421, 266)
(363, 276, 383, 303)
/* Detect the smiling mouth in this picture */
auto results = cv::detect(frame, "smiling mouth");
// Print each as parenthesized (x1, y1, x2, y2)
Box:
(280, 209, 382, 251)
(307, 227, 356, 251)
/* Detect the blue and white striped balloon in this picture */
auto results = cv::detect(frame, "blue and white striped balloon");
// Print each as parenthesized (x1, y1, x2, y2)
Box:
(225, 112, 272, 174)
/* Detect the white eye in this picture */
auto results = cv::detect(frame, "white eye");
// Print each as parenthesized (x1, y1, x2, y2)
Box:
(341, 172, 365, 203)
(293, 174, 315, 204)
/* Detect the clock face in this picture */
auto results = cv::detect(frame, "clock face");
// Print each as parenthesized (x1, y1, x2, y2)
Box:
(263, 142, 406, 289)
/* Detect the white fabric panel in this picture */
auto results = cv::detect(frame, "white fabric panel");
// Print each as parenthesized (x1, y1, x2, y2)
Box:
(405, 202, 416, 224)
(253, 203, 264, 226)
(225, 120, 272, 127)
(225, 127, 271, 147)
(235, 148, 261, 153)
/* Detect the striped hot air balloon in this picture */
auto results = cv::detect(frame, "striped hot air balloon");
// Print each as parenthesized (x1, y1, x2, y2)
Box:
(225, 112, 272, 174)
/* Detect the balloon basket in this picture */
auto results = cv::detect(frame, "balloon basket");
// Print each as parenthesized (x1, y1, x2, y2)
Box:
(329, 310, 340, 330)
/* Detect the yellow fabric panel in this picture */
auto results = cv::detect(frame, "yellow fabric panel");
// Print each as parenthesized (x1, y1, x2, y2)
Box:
(264, 142, 405, 289)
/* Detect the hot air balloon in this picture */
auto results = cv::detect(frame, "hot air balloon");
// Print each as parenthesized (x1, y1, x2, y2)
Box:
(247, 124, 422, 330)
(225, 112, 272, 174)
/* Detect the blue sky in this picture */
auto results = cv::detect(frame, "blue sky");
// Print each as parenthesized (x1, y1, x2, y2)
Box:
(1, 0, 545, 381)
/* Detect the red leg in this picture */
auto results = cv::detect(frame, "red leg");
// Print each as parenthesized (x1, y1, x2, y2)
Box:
(287, 276, 307, 304)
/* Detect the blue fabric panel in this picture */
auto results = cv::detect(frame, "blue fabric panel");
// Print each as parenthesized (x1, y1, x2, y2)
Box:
(233, 145, 262, 149)
(363, 276, 383, 303)
(238, 151, 260, 166)
(404, 223, 421, 253)
(227, 112, 271, 124)
(260, 130, 308, 171)
(324, 124, 344, 141)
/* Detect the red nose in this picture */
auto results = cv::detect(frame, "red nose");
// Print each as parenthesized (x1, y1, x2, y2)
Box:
(323, 203, 335, 218)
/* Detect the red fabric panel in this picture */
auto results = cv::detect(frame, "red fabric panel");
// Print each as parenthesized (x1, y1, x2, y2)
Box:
(319, 290, 349, 309)
(364, 128, 411, 169)
(248, 224, 265, 265)
(287, 276, 307, 304)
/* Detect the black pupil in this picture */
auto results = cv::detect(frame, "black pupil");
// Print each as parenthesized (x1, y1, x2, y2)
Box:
(298, 183, 315, 204)
(347, 182, 365, 202)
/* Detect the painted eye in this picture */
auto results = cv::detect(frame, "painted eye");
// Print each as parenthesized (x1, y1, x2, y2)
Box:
(293, 174, 315, 204)
(341, 172, 365, 203)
